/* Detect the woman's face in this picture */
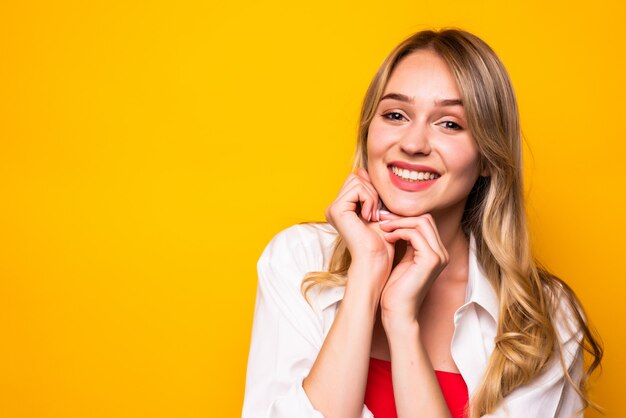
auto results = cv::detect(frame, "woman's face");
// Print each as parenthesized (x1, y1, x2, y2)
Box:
(367, 48, 486, 219)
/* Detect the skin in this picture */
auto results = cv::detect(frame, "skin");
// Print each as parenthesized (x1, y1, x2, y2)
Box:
(303, 48, 489, 418)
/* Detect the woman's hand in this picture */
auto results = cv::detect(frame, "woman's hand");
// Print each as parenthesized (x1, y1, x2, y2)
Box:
(324, 168, 395, 289)
(377, 212, 449, 328)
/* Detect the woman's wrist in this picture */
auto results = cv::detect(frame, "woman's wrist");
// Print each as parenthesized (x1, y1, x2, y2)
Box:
(343, 265, 384, 315)
(381, 311, 420, 338)
(347, 259, 388, 289)
(349, 252, 389, 274)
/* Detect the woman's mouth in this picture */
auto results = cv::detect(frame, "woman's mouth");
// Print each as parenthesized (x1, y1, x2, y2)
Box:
(388, 164, 439, 191)
(390, 165, 440, 182)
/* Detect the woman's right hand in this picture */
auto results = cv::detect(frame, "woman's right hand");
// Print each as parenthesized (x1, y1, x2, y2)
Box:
(324, 168, 394, 285)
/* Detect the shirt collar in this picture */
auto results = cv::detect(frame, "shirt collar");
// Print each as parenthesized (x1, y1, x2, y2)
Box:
(314, 282, 345, 314)
(467, 234, 499, 322)
(314, 233, 500, 322)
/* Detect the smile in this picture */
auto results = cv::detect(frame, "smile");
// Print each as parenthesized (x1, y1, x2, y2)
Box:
(390, 165, 440, 182)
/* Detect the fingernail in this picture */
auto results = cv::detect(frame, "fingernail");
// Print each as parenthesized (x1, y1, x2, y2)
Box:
(379, 210, 390, 215)
(368, 213, 372, 222)
(380, 219, 390, 224)
(376, 208, 380, 221)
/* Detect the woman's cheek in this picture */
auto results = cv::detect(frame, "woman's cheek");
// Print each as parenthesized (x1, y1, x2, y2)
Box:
(439, 140, 481, 172)
(368, 122, 399, 151)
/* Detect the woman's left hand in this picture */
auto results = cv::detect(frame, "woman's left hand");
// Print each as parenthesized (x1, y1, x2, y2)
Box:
(378, 211, 449, 328)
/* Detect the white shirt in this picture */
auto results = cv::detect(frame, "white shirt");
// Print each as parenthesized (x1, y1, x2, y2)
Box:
(242, 223, 584, 418)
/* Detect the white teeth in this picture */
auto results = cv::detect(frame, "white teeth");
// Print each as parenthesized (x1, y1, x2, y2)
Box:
(390, 165, 439, 182)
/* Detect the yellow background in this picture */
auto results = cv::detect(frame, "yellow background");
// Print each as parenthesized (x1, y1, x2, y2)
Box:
(1, 1, 624, 417)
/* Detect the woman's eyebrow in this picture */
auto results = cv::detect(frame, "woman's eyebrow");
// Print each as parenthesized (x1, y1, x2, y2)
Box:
(435, 98, 463, 107)
(380, 93, 463, 107)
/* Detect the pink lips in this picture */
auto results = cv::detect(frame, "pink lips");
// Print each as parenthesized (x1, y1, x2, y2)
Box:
(387, 162, 439, 192)
(388, 161, 440, 175)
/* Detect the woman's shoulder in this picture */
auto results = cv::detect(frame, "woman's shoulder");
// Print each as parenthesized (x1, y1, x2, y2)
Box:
(260, 222, 337, 258)
(266, 222, 337, 246)
(257, 222, 338, 286)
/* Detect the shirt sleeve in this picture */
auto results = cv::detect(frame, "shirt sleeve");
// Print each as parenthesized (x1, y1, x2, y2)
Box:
(482, 291, 585, 418)
(242, 225, 374, 418)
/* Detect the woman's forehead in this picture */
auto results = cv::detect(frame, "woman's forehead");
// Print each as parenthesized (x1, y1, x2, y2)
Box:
(383, 50, 461, 102)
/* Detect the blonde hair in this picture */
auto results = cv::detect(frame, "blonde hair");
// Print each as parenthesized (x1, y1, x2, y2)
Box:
(300, 28, 603, 416)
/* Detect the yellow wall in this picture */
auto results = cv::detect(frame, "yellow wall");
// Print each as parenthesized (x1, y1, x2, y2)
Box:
(1, 1, 623, 416)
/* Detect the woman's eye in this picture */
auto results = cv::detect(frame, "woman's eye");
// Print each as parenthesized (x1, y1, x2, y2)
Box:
(440, 120, 463, 131)
(382, 112, 407, 122)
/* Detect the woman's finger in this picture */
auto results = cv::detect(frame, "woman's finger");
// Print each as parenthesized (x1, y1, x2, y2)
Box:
(354, 168, 380, 220)
(379, 215, 448, 263)
(383, 227, 443, 269)
(334, 179, 377, 221)
(378, 210, 402, 221)
(420, 214, 449, 263)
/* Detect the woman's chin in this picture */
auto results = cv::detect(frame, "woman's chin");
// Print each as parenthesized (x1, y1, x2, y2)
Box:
(384, 203, 431, 218)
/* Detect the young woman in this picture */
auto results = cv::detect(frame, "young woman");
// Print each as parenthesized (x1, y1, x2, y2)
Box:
(242, 28, 602, 418)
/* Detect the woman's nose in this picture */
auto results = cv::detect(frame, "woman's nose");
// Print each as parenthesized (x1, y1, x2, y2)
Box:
(399, 121, 432, 155)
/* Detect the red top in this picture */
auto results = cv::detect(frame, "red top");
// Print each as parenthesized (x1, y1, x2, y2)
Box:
(364, 357, 469, 418)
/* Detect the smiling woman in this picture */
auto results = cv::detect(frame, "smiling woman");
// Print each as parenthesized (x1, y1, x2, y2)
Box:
(242, 28, 603, 418)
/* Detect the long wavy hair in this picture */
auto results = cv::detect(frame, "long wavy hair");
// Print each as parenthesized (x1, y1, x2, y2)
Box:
(299, 28, 603, 417)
